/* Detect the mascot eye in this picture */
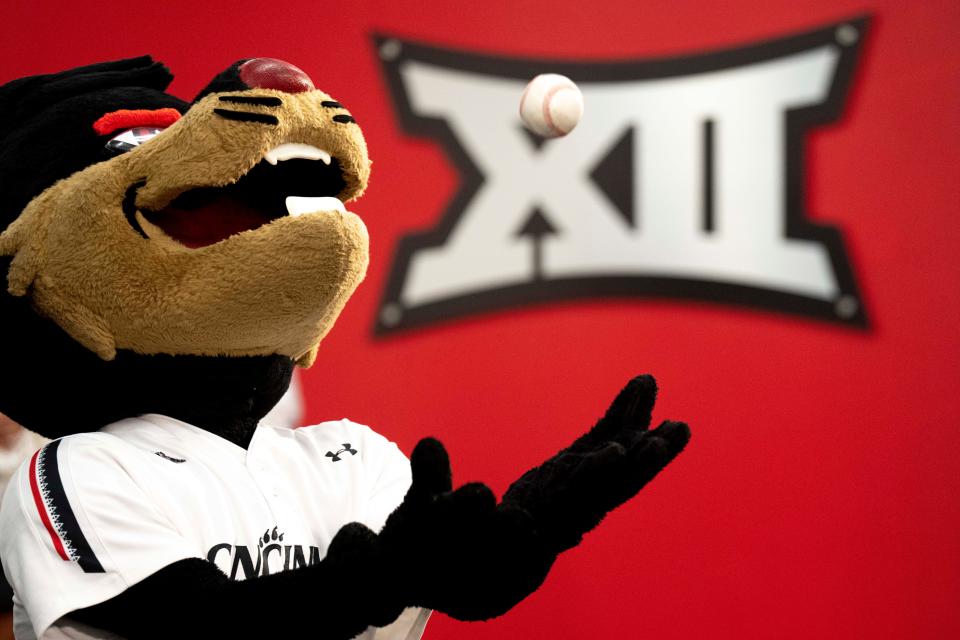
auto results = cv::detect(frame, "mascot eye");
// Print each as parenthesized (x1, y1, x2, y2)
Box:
(105, 126, 166, 155)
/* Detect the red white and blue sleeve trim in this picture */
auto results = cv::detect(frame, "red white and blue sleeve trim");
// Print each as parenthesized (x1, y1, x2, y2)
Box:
(28, 440, 105, 574)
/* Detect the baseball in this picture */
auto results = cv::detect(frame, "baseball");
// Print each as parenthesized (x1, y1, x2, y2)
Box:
(519, 73, 584, 138)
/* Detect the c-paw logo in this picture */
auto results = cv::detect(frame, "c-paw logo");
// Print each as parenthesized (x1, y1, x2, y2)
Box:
(374, 17, 870, 334)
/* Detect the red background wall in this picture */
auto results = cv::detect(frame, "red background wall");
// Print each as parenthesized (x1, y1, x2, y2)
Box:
(3, 1, 958, 637)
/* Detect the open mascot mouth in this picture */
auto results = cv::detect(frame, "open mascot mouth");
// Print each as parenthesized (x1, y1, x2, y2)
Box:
(140, 143, 348, 249)
(0, 58, 374, 364)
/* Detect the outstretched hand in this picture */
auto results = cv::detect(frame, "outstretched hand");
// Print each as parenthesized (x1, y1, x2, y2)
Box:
(378, 438, 553, 621)
(377, 375, 689, 622)
(501, 374, 690, 554)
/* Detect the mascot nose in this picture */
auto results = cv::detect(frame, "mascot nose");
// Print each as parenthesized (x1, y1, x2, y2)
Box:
(238, 58, 315, 93)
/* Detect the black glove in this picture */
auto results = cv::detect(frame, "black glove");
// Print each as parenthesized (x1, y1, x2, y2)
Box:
(502, 374, 690, 554)
(376, 375, 689, 623)
(378, 438, 553, 621)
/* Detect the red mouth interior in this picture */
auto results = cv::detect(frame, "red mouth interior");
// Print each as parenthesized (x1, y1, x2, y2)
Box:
(143, 194, 279, 249)
(137, 157, 346, 249)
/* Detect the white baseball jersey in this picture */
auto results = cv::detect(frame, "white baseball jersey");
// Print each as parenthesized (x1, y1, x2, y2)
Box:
(0, 414, 430, 640)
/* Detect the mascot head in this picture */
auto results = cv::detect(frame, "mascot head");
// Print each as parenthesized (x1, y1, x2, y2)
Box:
(0, 57, 371, 440)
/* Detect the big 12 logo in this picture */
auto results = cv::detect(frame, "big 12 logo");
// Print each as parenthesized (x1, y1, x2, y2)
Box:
(374, 17, 869, 334)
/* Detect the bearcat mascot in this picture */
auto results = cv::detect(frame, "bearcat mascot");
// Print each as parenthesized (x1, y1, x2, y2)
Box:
(0, 57, 690, 640)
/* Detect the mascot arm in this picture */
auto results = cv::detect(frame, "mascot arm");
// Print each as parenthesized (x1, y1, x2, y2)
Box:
(373, 375, 690, 621)
(71, 524, 405, 640)
(54, 376, 688, 637)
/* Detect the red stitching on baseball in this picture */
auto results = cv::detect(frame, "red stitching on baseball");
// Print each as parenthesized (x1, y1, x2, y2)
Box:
(541, 81, 572, 136)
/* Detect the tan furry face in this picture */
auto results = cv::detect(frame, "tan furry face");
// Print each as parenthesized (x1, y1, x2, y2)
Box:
(0, 88, 372, 367)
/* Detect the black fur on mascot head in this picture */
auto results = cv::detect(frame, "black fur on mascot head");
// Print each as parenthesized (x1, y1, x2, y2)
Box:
(0, 57, 689, 640)
(0, 56, 370, 446)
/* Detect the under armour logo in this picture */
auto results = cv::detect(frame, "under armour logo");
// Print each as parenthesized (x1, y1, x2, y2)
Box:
(374, 18, 869, 333)
(326, 443, 358, 462)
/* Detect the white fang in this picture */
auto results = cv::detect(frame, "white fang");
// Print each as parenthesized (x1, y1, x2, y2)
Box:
(264, 143, 332, 166)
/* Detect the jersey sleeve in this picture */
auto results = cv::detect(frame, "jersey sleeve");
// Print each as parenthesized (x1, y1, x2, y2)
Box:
(0, 436, 198, 639)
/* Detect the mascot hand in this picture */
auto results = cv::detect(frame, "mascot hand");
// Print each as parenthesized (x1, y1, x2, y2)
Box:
(501, 374, 690, 554)
(379, 438, 554, 621)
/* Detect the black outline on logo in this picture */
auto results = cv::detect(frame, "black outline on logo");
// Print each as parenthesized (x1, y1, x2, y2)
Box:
(373, 16, 871, 335)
